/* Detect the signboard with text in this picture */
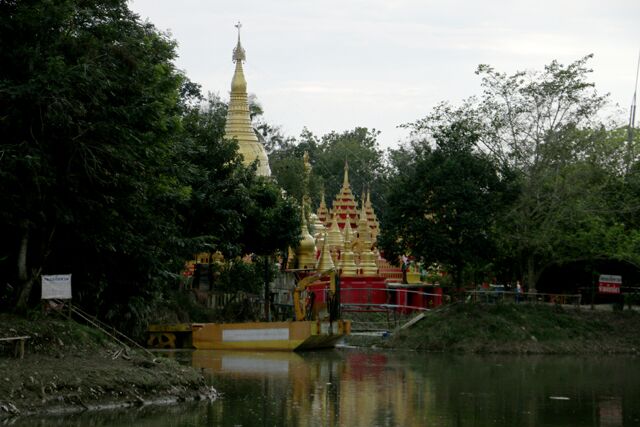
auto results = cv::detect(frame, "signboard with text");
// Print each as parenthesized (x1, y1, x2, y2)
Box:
(598, 274, 621, 294)
(41, 274, 72, 299)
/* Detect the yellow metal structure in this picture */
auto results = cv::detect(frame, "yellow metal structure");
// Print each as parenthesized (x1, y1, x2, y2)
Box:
(147, 323, 192, 349)
(293, 269, 336, 321)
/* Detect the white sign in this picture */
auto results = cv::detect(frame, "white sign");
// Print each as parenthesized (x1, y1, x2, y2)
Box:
(222, 328, 289, 342)
(41, 274, 72, 299)
(598, 274, 622, 294)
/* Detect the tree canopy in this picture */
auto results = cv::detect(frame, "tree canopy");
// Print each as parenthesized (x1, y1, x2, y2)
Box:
(0, 1, 301, 328)
(383, 55, 640, 291)
(379, 119, 512, 286)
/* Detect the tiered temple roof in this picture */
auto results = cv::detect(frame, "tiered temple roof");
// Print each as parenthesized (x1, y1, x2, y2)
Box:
(317, 192, 330, 225)
(330, 161, 359, 231)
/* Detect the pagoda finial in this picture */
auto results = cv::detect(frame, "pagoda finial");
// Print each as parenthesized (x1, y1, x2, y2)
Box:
(232, 21, 246, 63)
(342, 159, 350, 188)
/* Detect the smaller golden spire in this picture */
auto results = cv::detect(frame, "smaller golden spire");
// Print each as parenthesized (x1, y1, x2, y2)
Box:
(326, 215, 344, 250)
(342, 159, 350, 188)
(364, 188, 380, 243)
(339, 223, 358, 276)
(316, 232, 335, 271)
(296, 207, 317, 269)
(317, 191, 329, 225)
(310, 212, 326, 244)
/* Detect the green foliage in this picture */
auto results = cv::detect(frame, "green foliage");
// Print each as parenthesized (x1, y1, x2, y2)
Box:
(0, 1, 301, 333)
(212, 257, 276, 294)
(0, 0, 186, 314)
(269, 127, 386, 210)
(387, 303, 640, 353)
(379, 119, 511, 286)
(398, 55, 640, 290)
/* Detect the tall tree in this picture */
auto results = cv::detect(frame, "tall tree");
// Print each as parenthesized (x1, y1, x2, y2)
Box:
(0, 0, 184, 310)
(379, 119, 509, 288)
(408, 56, 620, 290)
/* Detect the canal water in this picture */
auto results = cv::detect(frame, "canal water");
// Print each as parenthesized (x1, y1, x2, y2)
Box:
(12, 349, 640, 426)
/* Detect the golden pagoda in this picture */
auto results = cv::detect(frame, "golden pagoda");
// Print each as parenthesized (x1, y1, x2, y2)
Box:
(353, 199, 372, 254)
(224, 22, 271, 176)
(310, 212, 326, 243)
(331, 160, 359, 231)
(364, 190, 380, 243)
(339, 224, 358, 276)
(317, 192, 330, 225)
(326, 215, 344, 250)
(357, 202, 378, 275)
(316, 232, 335, 271)
(295, 208, 317, 270)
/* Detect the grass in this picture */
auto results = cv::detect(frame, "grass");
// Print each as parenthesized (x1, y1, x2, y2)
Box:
(380, 302, 640, 354)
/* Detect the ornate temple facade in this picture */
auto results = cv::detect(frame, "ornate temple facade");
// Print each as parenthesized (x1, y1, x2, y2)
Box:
(224, 23, 271, 177)
(292, 160, 384, 276)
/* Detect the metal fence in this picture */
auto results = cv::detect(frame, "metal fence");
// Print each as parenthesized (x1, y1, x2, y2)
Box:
(464, 290, 582, 306)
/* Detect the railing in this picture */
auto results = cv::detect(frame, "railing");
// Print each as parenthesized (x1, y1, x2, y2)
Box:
(306, 286, 442, 313)
(51, 299, 154, 357)
(464, 290, 582, 306)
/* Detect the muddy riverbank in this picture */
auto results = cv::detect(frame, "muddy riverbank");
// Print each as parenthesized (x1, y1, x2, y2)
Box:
(0, 314, 216, 420)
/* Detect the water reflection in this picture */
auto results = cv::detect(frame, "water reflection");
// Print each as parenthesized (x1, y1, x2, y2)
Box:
(7, 351, 640, 426)
(192, 350, 640, 427)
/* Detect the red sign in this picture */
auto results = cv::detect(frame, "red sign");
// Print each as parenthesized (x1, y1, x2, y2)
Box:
(598, 275, 621, 294)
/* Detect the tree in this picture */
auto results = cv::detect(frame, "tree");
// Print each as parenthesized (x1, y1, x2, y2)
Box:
(269, 127, 388, 212)
(0, 0, 301, 331)
(407, 56, 629, 290)
(379, 119, 510, 288)
(0, 0, 184, 311)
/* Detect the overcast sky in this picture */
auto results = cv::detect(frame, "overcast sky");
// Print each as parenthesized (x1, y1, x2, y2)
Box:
(129, 0, 639, 149)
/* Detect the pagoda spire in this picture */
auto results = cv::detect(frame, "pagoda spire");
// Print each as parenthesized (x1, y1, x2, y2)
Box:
(331, 159, 358, 231)
(224, 22, 271, 176)
(342, 159, 350, 188)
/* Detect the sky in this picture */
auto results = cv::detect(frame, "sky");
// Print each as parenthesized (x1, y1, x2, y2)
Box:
(129, 0, 640, 149)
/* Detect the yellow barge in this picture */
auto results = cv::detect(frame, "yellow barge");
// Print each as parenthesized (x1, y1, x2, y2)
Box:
(148, 320, 350, 351)
(191, 320, 350, 351)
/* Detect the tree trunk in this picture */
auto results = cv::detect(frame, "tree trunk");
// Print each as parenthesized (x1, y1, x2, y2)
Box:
(16, 269, 40, 313)
(16, 223, 33, 312)
(17, 222, 29, 282)
(16, 221, 54, 312)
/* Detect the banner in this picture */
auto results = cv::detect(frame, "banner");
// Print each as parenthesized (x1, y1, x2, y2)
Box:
(598, 274, 621, 294)
(41, 274, 72, 299)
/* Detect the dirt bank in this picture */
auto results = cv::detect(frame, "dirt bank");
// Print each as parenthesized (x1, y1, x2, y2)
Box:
(351, 303, 640, 354)
(0, 314, 216, 420)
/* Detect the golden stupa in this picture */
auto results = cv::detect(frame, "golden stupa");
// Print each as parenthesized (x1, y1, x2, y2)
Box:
(331, 160, 359, 231)
(224, 22, 271, 176)
(339, 223, 358, 276)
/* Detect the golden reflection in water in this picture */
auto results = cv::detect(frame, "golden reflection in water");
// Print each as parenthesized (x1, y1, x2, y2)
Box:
(191, 350, 436, 426)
